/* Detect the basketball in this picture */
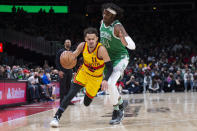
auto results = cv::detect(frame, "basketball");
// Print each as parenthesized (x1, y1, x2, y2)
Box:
(60, 51, 77, 69)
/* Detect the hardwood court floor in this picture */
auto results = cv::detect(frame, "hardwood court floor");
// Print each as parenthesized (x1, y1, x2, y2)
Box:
(1, 92, 197, 131)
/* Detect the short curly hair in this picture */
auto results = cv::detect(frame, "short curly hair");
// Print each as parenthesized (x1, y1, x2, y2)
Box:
(102, 3, 124, 20)
(83, 27, 98, 37)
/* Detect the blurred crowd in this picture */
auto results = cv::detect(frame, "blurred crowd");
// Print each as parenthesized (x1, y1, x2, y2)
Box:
(0, 63, 59, 103)
(0, 7, 197, 96)
(119, 42, 197, 94)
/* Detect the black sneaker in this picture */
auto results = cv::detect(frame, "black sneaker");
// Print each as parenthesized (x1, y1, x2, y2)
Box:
(109, 100, 128, 125)
(119, 100, 128, 111)
(109, 110, 124, 125)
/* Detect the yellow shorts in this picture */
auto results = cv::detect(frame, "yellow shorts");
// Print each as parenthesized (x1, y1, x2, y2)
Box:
(73, 66, 103, 99)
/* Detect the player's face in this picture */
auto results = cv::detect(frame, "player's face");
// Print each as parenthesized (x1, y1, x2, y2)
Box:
(64, 40, 71, 49)
(85, 34, 98, 49)
(103, 9, 115, 25)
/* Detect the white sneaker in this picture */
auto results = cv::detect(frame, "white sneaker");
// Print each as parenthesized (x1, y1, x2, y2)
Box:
(50, 117, 59, 128)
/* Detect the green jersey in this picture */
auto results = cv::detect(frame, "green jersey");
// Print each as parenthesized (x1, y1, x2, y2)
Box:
(100, 20, 129, 66)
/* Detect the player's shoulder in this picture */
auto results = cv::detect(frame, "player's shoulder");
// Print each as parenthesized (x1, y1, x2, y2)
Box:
(76, 42, 86, 52)
(98, 44, 107, 52)
(78, 42, 85, 47)
(114, 23, 123, 29)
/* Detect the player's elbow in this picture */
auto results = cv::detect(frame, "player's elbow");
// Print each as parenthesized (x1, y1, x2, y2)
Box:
(125, 36, 136, 50)
(130, 43, 136, 50)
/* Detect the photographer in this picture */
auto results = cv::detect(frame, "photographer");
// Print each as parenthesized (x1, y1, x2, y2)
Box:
(126, 75, 141, 94)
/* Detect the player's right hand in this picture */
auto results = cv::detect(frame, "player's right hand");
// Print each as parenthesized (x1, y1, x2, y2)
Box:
(101, 80, 108, 91)
(59, 71, 64, 78)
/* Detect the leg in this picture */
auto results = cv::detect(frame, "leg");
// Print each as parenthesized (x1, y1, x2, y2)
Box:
(60, 73, 67, 103)
(65, 70, 72, 94)
(84, 94, 93, 106)
(65, 70, 73, 104)
(58, 83, 82, 117)
(34, 85, 40, 101)
(143, 83, 147, 93)
(107, 70, 121, 105)
(50, 83, 82, 127)
(107, 57, 129, 125)
(28, 85, 34, 102)
(190, 81, 194, 91)
(184, 81, 188, 92)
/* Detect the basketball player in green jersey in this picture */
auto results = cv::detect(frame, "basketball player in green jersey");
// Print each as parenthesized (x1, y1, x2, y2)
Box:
(100, 3, 136, 125)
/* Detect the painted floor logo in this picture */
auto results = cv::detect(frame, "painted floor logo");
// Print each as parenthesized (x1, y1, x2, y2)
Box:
(129, 98, 144, 104)
(147, 107, 170, 113)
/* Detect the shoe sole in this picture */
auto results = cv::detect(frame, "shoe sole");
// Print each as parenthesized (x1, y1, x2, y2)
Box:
(109, 110, 124, 125)
(50, 122, 59, 128)
(50, 124, 59, 128)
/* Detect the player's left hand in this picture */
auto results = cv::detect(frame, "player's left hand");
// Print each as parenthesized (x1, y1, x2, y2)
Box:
(101, 80, 108, 91)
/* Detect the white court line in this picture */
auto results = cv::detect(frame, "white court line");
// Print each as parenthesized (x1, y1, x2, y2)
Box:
(80, 118, 197, 131)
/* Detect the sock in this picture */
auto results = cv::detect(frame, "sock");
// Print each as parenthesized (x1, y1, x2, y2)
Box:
(113, 105, 119, 110)
(113, 97, 124, 111)
(55, 107, 64, 119)
(118, 97, 123, 105)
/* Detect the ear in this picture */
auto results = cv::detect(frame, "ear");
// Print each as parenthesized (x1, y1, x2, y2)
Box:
(96, 36, 99, 41)
(85, 36, 87, 42)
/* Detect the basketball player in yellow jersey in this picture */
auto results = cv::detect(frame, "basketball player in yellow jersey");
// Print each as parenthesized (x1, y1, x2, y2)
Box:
(50, 27, 113, 127)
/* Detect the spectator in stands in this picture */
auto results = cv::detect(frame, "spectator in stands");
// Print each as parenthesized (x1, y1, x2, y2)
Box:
(126, 75, 141, 94)
(17, 68, 25, 80)
(36, 70, 52, 101)
(27, 72, 40, 103)
(184, 69, 194, 92)
(5, 65, 11, 79)
(40, 70, 55, 101)
(10, 65, 18, 79)
(193, 70, 197, 91)
(174, 70, 184, 92)
(0, 65, 6, 79)
(143, 71, 152, 93)
(51, 69, 59, 81)
(23, 68, 30, 80)
(149, 71, 161, 93)
(165, 73, 175, 92)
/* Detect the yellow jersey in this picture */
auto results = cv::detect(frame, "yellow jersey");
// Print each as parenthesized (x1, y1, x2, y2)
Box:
(82, 42, 105, 77)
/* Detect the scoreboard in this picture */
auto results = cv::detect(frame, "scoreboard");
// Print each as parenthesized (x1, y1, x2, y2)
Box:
(0, 5, 68, 13)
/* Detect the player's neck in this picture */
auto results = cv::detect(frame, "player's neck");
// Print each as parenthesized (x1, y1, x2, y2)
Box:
(65, 47, 70, 51)
(88, 47, 94, 52)
(103, 20, 114, 27)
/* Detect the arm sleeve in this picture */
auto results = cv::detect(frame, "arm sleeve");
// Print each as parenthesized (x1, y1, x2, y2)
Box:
(103, 61, 113, 81)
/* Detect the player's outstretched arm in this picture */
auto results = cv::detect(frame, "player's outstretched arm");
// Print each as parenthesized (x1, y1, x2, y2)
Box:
(73, 42, 85, 58)
(114, 24, 136, 50)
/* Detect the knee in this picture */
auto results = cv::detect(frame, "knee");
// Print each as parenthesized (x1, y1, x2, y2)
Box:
(84, 95, 92, 106)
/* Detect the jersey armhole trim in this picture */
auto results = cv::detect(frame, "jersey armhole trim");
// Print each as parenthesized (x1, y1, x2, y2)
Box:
(97, 45, 103, 60)
(82, 42, 86, 53)
(113, 23, 121, 40)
